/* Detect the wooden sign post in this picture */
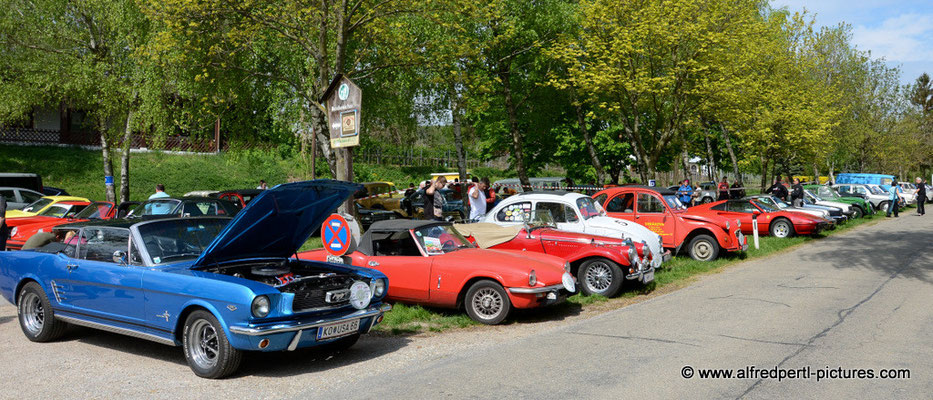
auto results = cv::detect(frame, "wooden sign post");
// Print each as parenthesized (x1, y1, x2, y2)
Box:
(321, 74, 362, 213)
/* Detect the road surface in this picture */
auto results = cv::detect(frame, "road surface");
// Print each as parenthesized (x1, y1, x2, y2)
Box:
(1, 214, 930, 398)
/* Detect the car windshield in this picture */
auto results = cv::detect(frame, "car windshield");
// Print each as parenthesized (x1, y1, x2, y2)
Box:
(751, 200, 777, 213)
(413, 224, 474, 255)
(128, 199, 181, 217)
(22, 198, 54, 213)
(73, 202, 113, 219)
(663, 195, 686, 210)
(137, 219, 229, 265)
(576, 197, 605, 220)
(817, 187, 840, 199)
(38, 204, 82, 217)
(756, 197, 783, 209)
(805, 190, 823, 202)
(868, 185, 886, 195)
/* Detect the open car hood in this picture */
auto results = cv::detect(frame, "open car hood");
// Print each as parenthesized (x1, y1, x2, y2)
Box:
(191, 180, 362, 268)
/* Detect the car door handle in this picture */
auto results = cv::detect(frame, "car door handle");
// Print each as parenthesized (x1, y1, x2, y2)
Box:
(66, 264, 78, 272)
(368, 261, 380, 267)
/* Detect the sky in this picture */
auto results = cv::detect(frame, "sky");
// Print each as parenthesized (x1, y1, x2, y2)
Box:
(774, 0, 933, 85)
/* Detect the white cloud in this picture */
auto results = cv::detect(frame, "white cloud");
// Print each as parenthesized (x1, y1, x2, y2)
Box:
(852, 13, 933, 63)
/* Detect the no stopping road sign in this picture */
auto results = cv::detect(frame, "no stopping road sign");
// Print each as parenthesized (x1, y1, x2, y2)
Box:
(322, 214, 352, 256)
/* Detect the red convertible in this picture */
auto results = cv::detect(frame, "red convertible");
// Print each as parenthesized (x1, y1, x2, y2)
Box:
(6, 201, 116, 250)
(688, 199, 832, 238)
(593, 186, 747, 261)
(299, 220, 576, 325)
(455, 215, 654, 298)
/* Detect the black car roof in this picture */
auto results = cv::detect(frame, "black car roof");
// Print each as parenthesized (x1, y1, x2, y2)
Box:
(217, 189, 263, 196)
(54, 216, 232, 231)
(367, 219, 449, 231)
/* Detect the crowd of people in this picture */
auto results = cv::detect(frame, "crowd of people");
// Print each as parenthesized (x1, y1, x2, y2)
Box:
(676, 177, 747, 207)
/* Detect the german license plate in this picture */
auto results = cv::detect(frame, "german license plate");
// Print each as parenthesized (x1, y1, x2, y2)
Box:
(316, 319, 360, 340)
(642, 270, 654, 283)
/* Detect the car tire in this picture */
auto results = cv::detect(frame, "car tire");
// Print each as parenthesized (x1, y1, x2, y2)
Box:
(183, 310, 242, 379)
(769, 218, 795, 238)
(578, 258, 624, 297)
(464, 280, 511, 325)
(687, 234, 720, 261)
(17, 281, 67, 342)
(850, 206, 864, 219)
(879, 201, 890, 213)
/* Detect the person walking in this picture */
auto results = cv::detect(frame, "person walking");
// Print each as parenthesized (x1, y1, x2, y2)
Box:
(424, 176, 447, 221)
(767, 178, 788, 201)
(915, 177, 926, 216)
(678, 179, 695, 207)
(0, 193, 8, 251)
(467, 177, 487, 222)
(790, 178, 804, 207)
(717, 177, 730, 201)
(886, 179, 902, 218)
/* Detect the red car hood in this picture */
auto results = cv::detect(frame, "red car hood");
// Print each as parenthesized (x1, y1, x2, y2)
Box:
(535, 228, 627, 246)
(450, 248, 567, 283)
(677, 211, 729, 228)
(4, 215, 61, 228)
(10, 218, 90, 241)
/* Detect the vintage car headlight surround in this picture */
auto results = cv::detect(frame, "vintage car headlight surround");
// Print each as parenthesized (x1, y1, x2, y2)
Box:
(251, 295, 271, 318)
(626, 246, 636, 261)
(528, 269, 537, 286)
(349, 280, 372, 310)
(372, 278, 386, 298)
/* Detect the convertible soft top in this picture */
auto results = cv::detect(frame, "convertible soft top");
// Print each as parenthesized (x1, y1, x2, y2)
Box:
(366, 219, 449, 232)
(453, 223, 522, 248)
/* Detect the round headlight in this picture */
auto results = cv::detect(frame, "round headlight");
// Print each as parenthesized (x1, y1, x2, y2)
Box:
(561, 272, 576, 293)
(251, 295, 270, 318)
(349, 281, 372, 310)
(529, 269, 537, 286)
(372, 278, 386, 298)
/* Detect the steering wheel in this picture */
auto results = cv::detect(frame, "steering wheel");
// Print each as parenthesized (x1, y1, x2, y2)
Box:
(442, 240, 457, 250)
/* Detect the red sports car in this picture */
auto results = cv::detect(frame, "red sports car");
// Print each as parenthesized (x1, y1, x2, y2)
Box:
(688, 199, 832, 238)
(6, 201, 115, 250)
(593, 186, 747, 261)
(455, 219, 653, 298)
(298, 220, 576, 325)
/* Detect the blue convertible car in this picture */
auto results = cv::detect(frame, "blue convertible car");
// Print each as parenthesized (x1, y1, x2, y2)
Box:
(0, 180, 391, 379)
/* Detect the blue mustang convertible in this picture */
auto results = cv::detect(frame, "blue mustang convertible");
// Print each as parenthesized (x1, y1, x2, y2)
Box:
(0, 180, 391, 379)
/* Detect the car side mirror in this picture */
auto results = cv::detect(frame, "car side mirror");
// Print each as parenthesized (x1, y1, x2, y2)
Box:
(752, 210, 761, 217)
(113, 250, 127, 265)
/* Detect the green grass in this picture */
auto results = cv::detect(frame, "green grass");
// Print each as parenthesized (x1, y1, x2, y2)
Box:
(371, 212, 881, 334)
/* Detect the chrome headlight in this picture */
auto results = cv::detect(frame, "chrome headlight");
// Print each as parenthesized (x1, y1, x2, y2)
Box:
(251, 295, 270, 318)
(349, 281, 372, 310)
(9, 227, 17, 237)
(561, 272, 576, 293)
(626, 246, 636, 261)
(529, 269, 537, 286)
(372, 278, 386, 298)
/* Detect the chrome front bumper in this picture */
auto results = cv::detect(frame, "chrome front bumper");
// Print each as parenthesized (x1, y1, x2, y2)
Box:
(508, 284, 565, 294)
(229, 303, 392, 336)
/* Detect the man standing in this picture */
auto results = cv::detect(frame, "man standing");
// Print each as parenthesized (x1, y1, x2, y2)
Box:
(916, 177, 926, 216)
(730, 179, 745, 199)
(149, 184, 170, 200)
(256, 180, 268, 190)
(0, 193, 7, 251)
(147, 184, 172, 215)
(717, 177, 730, 201)
(886, 179, 902, 218)
(790, 178, 804, 207)
(468, 177, 487, 221)
(767, 178, 788, 201)
(424, 177, 447, 221)
(678, 179, 694, 207)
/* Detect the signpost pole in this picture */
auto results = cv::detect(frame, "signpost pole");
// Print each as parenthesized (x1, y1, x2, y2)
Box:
(752, 215, 760, 250)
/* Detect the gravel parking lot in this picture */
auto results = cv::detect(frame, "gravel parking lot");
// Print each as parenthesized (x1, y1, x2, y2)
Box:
(2, 215, 931, 398)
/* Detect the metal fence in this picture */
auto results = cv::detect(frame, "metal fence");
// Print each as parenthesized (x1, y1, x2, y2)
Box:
(0, 126, 220, 153)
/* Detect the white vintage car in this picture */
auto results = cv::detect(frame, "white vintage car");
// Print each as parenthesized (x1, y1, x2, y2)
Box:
(802, 189, 856, 217)
(482, 191, 667, 269)
(832, 183, 890, 210)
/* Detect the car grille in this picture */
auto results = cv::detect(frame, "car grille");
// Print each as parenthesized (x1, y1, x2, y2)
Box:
(280, 275, 355, 312)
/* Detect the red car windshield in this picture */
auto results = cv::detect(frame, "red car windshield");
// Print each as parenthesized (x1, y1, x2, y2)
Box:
(414, 225, 474, 255)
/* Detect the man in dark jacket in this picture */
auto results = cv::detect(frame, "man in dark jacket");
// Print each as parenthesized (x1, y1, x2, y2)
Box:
(767, 178, 788, 201)
(730, 180, 745, 199)
(916, 177, 926, 216)
(0, 193, 7, 251)
(790, 178, 804, 207)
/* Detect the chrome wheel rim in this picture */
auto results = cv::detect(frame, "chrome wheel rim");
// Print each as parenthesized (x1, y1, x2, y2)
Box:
(693, 241, 713, 260)
(471, 288, 503, 320)
(189, 320, 219, 369)
(773, 222, 790, 238)
(584, 262, 613, 293)
(21, 292, 44, 335)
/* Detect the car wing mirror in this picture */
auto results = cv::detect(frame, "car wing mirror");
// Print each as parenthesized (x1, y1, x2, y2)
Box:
(113, 250, 127, 265)
(752, 210, 762, 216)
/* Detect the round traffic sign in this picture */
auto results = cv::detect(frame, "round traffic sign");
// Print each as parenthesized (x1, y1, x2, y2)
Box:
(322, 214, 352, 256)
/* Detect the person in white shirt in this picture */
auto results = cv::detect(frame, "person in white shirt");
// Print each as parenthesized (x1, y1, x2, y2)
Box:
(257, 180, 268, 190)
(468, 177, 487, 221)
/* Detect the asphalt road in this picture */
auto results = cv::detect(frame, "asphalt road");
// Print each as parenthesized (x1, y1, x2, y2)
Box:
(1, 214, 931, 399)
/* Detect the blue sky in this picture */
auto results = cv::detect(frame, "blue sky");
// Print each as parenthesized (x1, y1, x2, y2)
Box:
(774, 0, 933, 85)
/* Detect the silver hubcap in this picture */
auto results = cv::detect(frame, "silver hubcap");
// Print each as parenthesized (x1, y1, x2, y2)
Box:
(693, 241, 713, 260)
(471, 288, 503, 320)
(584, 262, 613, 293)
(189, 320, 219, 369)
(21, 292, 44, 335)
(774, 222, 790, 237)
